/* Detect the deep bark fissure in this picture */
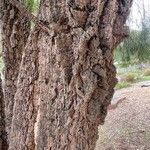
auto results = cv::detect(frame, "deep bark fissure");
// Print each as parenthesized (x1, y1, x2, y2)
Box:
(6, 0, 133, 150)
(0, 75, 8, 150)
(1, 0, 31, 145)
(9, 28, 40, 150)
(9, 0, 52, 34)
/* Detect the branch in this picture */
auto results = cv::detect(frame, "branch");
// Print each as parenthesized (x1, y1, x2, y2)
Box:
(9, 0, 51, 34)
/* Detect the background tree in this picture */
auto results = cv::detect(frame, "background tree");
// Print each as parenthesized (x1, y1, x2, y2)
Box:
(115, 0, 150, 65)
(1, 0, 133, 149)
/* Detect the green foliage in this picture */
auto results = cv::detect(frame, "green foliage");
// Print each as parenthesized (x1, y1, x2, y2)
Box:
(140, 75, 150, 81)
(24, 0, 39, 13)
(23, 0, 39, 28)
(115, 82, 131, 90)
(115, 27, 150, 65)
(121, 73, 136, 83)
(143, 69, 150, 76)
(136, 27, 150, 62)
(116, 66, 150, 90)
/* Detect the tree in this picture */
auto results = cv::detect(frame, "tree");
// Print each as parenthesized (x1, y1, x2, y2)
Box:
(0, 75, 8, 150)
(115, 0, 150, 64)
(1, 0, 32, 146)
(2, 0, 133, 149)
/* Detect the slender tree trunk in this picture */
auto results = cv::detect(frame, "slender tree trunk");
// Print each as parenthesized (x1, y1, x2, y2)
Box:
(9, 0, 133, 150)
(1, 0, 30, 142)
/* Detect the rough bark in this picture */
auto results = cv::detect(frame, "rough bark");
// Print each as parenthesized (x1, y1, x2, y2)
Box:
(0, 75, 8, 150)
(1, 0, 30, 141)
(9, 0, 133, 150)
(9, 0, 51, 33)
(9, 28, 40, 150)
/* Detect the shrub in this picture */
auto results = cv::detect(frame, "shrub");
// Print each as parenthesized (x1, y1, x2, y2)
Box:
(120, 73, 136, 83)
(143, 69, 150, 76)
(115, 82, 131, 90)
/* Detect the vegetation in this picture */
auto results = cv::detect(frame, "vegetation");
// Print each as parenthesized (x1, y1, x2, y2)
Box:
(115, 67, 150, 90)
(1, 0, 150, 149)
(114, 5, 150, 90)
(1, 0, 133, 149)
(143, 69, 150, 76)
(115, 6, 150, 66)
(115, 82, 131, 90)
(115, 28, 150, 65)
(24, 0, 39, 13)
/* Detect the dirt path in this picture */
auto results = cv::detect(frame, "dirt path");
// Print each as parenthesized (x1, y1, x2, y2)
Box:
(95, 81, 150, 150)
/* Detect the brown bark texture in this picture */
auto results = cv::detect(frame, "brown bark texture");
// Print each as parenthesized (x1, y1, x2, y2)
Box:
(1, 0, 30, 142)
(8, 0, 133, 150)
(0, 75, 8, 150)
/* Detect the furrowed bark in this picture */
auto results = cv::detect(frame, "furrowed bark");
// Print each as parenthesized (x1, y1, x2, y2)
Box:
(1, 0, 30, 142)
(0, 75, 8, 150)
(9, 28, 40, 150)
(9, 0, 133, 150)
(0, 4, 7, 149)
(9, 0, 51, 33)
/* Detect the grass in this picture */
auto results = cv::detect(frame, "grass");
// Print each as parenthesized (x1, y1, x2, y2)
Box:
(115, 67, 150, 90)
(140, 76, 150, 81)
(143, 69, 150, 76)
(121, 73, 136, 83)
(115, 82, 131, 90)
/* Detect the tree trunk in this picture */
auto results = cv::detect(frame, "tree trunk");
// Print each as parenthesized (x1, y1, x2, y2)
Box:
(8, 0, 133, 150)
(0, 75, 8, 150)
(1, 0, 30, 142)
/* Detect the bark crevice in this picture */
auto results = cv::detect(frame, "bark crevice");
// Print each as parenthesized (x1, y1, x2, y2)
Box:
(4, 0, 133, 150)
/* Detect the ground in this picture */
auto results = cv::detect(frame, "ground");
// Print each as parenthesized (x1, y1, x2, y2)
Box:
(95, 81, 150, 150)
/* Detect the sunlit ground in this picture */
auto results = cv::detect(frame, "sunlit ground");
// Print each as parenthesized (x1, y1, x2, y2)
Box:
(95, 64, 150, 150)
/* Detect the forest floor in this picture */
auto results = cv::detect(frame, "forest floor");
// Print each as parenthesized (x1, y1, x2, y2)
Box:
(95, 81, 150, 150)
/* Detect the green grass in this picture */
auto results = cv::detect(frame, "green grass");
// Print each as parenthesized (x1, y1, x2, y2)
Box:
(116, 67, 150, 90)
(137, 75, 150, 81)
(115, 82, 131, 90)
(143, 69, 150, 76)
